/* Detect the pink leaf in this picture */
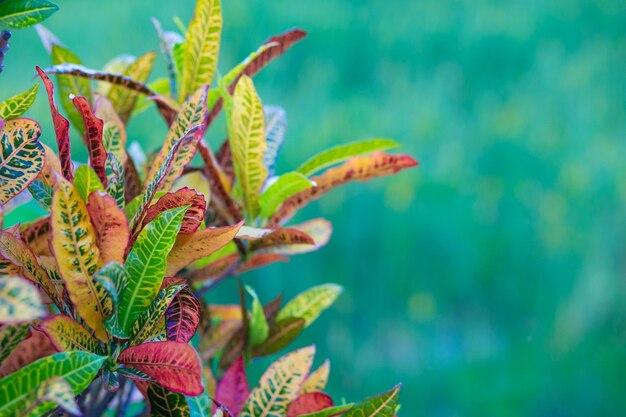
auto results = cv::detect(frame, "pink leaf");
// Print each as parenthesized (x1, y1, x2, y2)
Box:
(287, 392, 334, 417)
(166, 284, 201, 344)
(215, 356, 249, 417)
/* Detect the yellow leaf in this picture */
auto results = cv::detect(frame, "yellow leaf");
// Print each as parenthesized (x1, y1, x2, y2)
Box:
(300, 359, 330, 394)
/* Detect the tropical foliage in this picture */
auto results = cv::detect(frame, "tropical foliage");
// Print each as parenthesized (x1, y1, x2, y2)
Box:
(0, 0, 415, 415)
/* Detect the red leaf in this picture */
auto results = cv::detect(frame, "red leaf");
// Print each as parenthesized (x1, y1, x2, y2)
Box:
(87, 191, 129, 264)
(166, 285, 201, 344)
(269, 152, 418, 226)
(215, 356, 249, 417)
(142, 187, 206, 235)
(0, 329, 56, 378)
(118, 341, 203, 396)
(72, 95, 108, 186)
(36, 66, 73, 181)
(287, 392, 334, 417)
(236, 253, 289, 274)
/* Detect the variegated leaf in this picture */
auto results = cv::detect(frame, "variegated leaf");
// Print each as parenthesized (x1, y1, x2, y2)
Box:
(87, 191, 129, 264)
(0, 84, 39, 119)
(94, 95, 127, 163)
(166, 284, 201, 344)
(276, 284, 343, 328)
(240, 346, 315, 417)
(119, 206, 187, 334)
(166, 221, 242, 276)
(36, 66, 73, 180)
(118, 341, 203, 396)
(228, 75, 267, 220)
(0, 351, 105, 416)
(263, 105, 287, 177)
(107, 52, 157, 123)
(0, 329, 56, 378)
(0, 322, 32, 363)
(0, 276, 46, 324)
(344, 385, 401, 417)
(215, 356, 249, 417)
(287, 392, 334, 417)
(152, 17, 180, 98)
(142, 187, 206, 235)
(0, 1, 58, 30)
(249, 227, 315, 253)
(179, 0, 222, 101)
(39, 314, 104, 354)
(51, 176, 108, 340)
(37, 376, 81, 416)
(301, 360, 330, 394)
(130, 283, 185, 346)
(105, 152, 125, 208)
(145, 86, 209, 192)
(299, 405, 353, 417)
(0, 118, 45, 204)
(269, 152, 418, 226)
(73, 95, 108, 186)
(146, 382, 191, 417)
(296, 138, 399, 177)
(261, 219, 333, 256)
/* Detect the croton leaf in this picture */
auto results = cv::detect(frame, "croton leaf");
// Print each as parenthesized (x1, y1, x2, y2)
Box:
(0, 322, 32, 363)
(72, 95, 108, 186)
(296, 138, 399, 177)
(299, 405, 353, 417)
(51, 44, 91, 134)
(0, 276, 46, 324)
(144, 382, 191, 417)
(145, 86, 209, 193)
(37, 376, 81, 416)
(236, 253, 289, 275)
(187, 391, 212, 417)
(118, 341, 203, 396)
(263, 105, 287, 177)
(269, 152, 418, 226)
(258, 172, 314, 220)
(261, 219, 333, 256)
(179, 0, 222, 101)
(129, 283, 185, 346)
(0, 230, 62, 309)
(151, 17, 179, 98)
(119, 206, 187, 334)
(252, 317, 305, 358)
(0, 329, 56, 378)
(28, 179, 54, 210)
(0, 0, 59, 30)
(74, 165, 104, 201)
(143, 187, 206, 235)
(36, 66, 73, 181)
(0, 351, 105, 416)
(215, 356, 249, 417)
(183, 253, 239, 285)
(87, 191, 129, 265)
(240, 345, 315, 417)
(166, 221, 242, 276)
(277, 284, 343, 328)
(52, 176, 109, 340)
(228, 75, 267, 220)
(39, 314, 104, 354)
(249, 227, 316, 253)
(0, 118, 45, 204)
(105, 152, 126, 208)
(94, 95, 127, 162)
(107, 51, 157, 123)
(287, 392, 334, 417)
(344, 384, 401, 417)
(166, 283, 201, 344)
(0, 83, 39, 119)
(246, 286, 269, 348)
(301, 360, 330, 394)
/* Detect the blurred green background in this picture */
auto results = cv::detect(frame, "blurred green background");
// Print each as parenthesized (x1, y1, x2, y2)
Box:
(3, 0, 626, 415)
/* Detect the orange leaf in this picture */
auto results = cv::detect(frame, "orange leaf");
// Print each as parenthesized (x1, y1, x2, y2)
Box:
(87, 191, 129, 264)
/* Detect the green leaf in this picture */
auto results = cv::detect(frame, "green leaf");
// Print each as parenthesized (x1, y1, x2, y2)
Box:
(119, 206, 187, 333)
(296, 138, 399, 177)
(0, 351, 106, 416)
(179, 0, 222, 101)
(276, 284, 343, 328)
(252, 317, 305, 358)
(105, 152, 125, 209)
(187, 392, 211, 417)
(51, 44, 91, 134)
(344, 384, 401, 417)
(259, 172, 314, 219)
(246, 286, 269, 348)
(74, 165, 105, 201)
(300, 404, 354, 417)
(0, 322, 32, 363)
(0, 0, 58, 30)
(146, 382, 191, 417)
(0, 84, 39, 119)
(129, 283, 185, 345)
(28, 180, 53, 210)
(228, 75, 268, 220)
(107, 52, 156, 123)
(0, 276, 46, 324)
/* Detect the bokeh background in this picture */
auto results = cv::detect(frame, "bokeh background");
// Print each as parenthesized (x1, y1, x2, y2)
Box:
(2, 1, 626, 415)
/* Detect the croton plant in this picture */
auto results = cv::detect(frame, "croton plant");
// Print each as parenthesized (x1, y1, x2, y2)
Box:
(0, 0, 416, 416)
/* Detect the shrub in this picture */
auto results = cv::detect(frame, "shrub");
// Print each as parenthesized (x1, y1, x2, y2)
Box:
(0, 0, 416, 415)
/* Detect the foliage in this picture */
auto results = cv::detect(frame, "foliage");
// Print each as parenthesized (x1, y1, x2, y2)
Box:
(0, 0, 415, 415)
